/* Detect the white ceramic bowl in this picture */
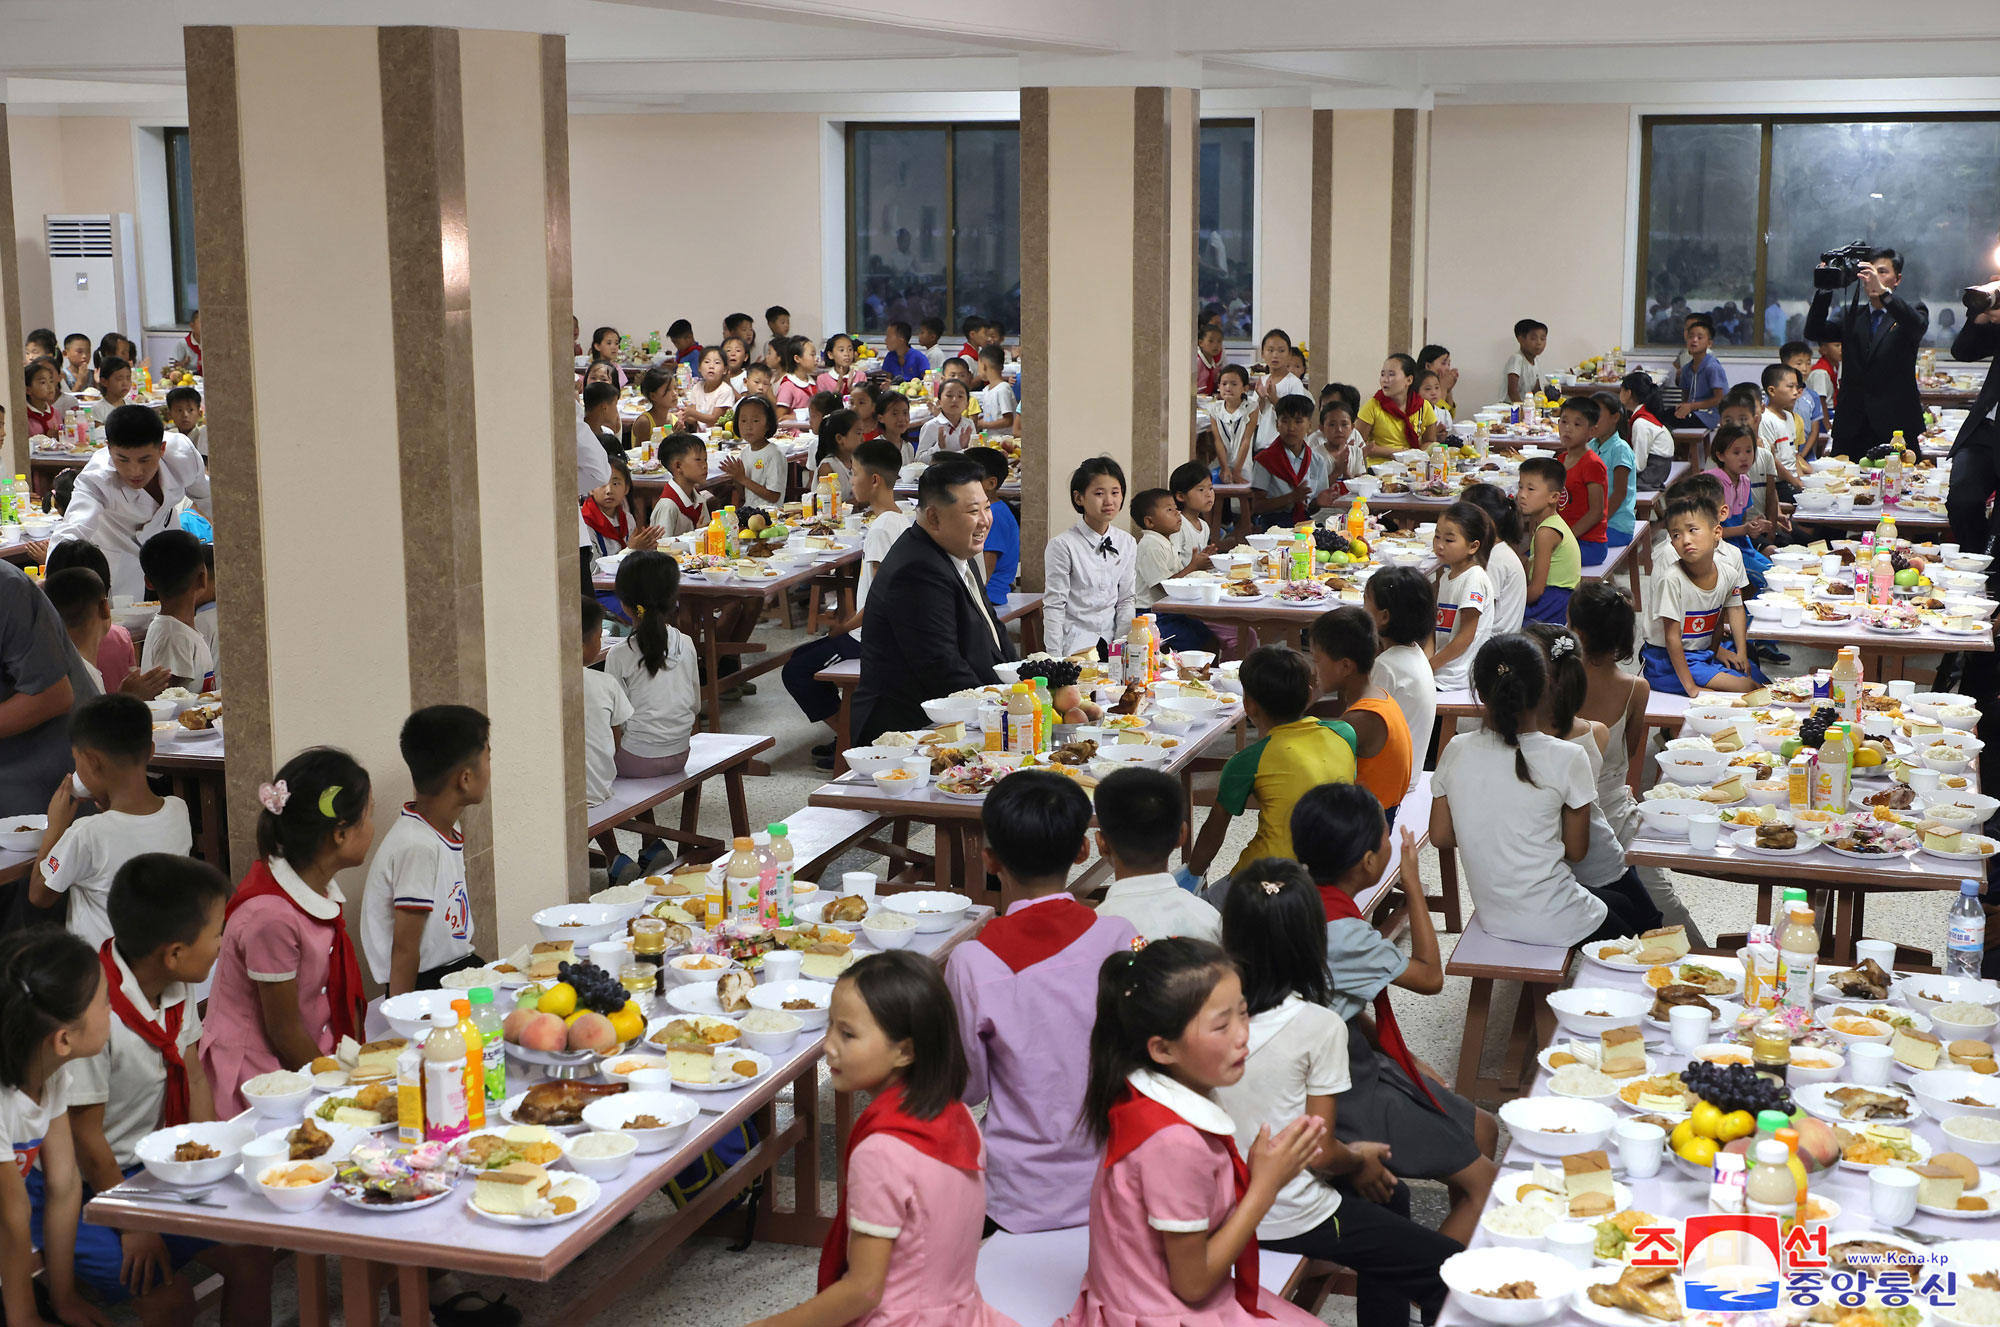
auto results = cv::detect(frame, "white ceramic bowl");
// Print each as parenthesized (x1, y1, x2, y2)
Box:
(1683, 705, 1741, 736)
(1342, 476, 1383, 497)
(380, 989, 456, 1040)
(586, 883, 652, 923)
(1635, 801, 1699, 838)
(1923, 747, 1976, 775)
(1172, 651, 1217, 671)
(1941, 1116, 2000, 1166)
(1089, 745, 1173, 774)
(1928, 729, 1986, 755)
(580, 1090, 699, 1153)
(135, 1120, 256, 1187)
(1904, 976, 2000, 1020)
(1747, 597, 1785, 622)
(860, 913, 918, 951)
(843, 747, 910, 776)
(110, 604, 159, 633)
(1245, 531, 1285, 551)
(921, 697, 982, 726)
(532, 903, 627, 946)
(1910, 1068, 2000, 1121)
(1479, 1205, 1555, 1250)
(871, 769, 927, 797)
(1660, 748, 1734, 783)
(1545, 987, 1649, 1038)
(1930, 793, 2000, 822)
(562, 1129, 641, 1179)
(251, 1158, 337, 1212)
(1819, 1011, 1893, 1046)
(1161, 578, 1221, 605)
(667, 953, 739, 986)
(737, 1011, 805, 1055)
(1930, 1004, 2000, 1044)
(144, 698, 177, 723)
(1787, 1046, 1848, 1086)
(1495, 1095, 1618, 1161)
(239, 1070, 315, 1119)
(1928, 705, 1983, 731)
(1440, 1248, 1580, 1324)
(884, 890, 973, 933)
(747, 980, 835, 1029)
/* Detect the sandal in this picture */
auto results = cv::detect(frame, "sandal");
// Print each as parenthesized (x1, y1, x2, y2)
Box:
(434, 1291, 523, 1327)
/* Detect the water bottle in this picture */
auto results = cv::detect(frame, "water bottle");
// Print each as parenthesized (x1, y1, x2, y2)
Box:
(1948, 880, 1986, 977)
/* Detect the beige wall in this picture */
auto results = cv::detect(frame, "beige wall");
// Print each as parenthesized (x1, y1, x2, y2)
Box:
(1323, 110, 1396, 389)
(8, 115, 138, 335)
(1258, 107, 1313, 343)
(1424, 102, 1632, 409)
(568, 112, 824, 347)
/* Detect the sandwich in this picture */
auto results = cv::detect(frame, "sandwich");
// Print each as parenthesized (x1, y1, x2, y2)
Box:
(716, 971, 753, 1014)
(350, 1038, 407, 1083)
(1710, 727, 1745, 753)
(1599, 1026, 1647, 1079)
(1892, 1027, 1942, 1071)
(1563, 1151, 1616, 1217)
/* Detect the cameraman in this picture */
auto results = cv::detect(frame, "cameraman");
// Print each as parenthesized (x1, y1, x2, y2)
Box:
(1947, 303, 2000, 591)
(1805, 247, 1927, 459)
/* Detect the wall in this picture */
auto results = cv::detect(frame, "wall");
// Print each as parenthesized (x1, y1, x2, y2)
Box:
(1257, 107, 1312, 343)
(567, 112, 825, 347)
(8, 116, 139, 335)
(1424, 102, 1632, 408)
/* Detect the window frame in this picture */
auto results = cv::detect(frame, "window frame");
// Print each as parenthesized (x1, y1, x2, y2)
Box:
(164, 127, 198, 327)
(846, 121, 1015, 336)
(1634, 110, 2000, 349)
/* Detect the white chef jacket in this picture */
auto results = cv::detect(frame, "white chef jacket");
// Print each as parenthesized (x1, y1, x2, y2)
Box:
(52, 435, 211, 601)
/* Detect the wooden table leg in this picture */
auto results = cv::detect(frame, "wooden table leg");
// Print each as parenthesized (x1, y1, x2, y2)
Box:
(1627, 548, 1644, 603)
(340, 1257, 382, 1327)
(396, 1265, 428, 1327)
(725, 766, 751, 838)
(296, 1254, 329, 1327)
(698, 610, 726, 735)
(959, 822, 989, 901)
(832, 687, 853, 775)
(1455, 978, 1494, 1102)
(789, 1059, 823, 1223)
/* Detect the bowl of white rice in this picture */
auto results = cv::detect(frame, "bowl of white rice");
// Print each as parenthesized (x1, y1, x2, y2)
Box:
(737, 1008, 805, 1054)
(1480, 1203, 1555, 1250)
(1944, 1114, 2000, 1166)
(1546, 1065, 1620, 1102)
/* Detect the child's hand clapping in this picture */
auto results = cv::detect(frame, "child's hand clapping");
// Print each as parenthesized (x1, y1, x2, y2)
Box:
(1186, 549, 1211, 572)
(629, 524, 666, 552)
(1247, 1116, 1326, 1197)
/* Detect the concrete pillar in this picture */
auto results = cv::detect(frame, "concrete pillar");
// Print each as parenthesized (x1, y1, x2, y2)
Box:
(0, 106, 24, 481)
(1309, 107, 1429, 389)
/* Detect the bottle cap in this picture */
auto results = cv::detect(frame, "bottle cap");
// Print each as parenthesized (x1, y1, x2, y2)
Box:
(1754, 1140, 1791, 1165)
(733, 836, 754, 849)
(1755, 1109, 1791, 1134)
(468, 987, 494, 1005)
(769, 823, 788, 837)
(1964, 879, 1984, 896)
(431, 1009, 458, 1030)
(452, 998, 471, 1016)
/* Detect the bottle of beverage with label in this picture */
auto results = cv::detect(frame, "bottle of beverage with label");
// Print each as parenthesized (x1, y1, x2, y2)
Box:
(0, 474, 14, 524)
(1006, 683, 1035, 753)
(1036, 679, 1057, 752)
(1347, 496, 1368, 543)
(1778, 895, 1818, 1011)
(728, 835, 761, 921)
(705, 511, 726, 558)
(981, 703, 1004, 753)
(1870, 552, 1894, 607)
(1745, 1140, 1798, 1224)
(452, 998, 486, 1130)
(422, 1008, 469, 1143)
(1751, 1014, 1791, 1088)
(1127, 616, 1153, 685)
(753, 832, 781, 928)
(1810, 723, 1852, 812)
(1949, 879, 1987, 977)
(767, 823, 795, 926)
(722, 505, 740, 557)
(1775, 1127, 1811, 1211)
(821, 472, 841, 522)
(464, 988, 504, 1104)
(1877, 509, 1898, 551)
(1427, 438, 1447, 484)
(1828, 647, 1863, 724)
(396, 1044, 425, 1146)
(1884, 446, 1903, 503)
(1291, 531, 1312, 580)
(702, 855, 726, 928)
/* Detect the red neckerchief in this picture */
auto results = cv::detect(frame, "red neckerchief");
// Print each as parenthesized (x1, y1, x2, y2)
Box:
(819, 1084, 982, 1290)
(580, 497, 631, 546)
(659, 478, 706, 528)
(861, 427, 884, 442)
(98, 940, 190, 1128)
(977, 897, 1099, 974)
(958, 342, 979, 361)
(1371, 388, 1423, 450)
(1105, 1084, 1269, 1319)
(1254, 439, 1312, 521)
(225, 859, 366, 1044)
(26, 402, 57, 436)
(1811, 357, 1838, 408)
(185, 334, 202, 375)
(1317, 887, 1444, 1110)
(1632, 406, 1663, 431)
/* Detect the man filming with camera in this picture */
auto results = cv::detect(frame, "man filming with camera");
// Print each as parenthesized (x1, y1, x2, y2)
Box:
(1806, 244, 1928, 459)
(1945, 285, 2000, 561)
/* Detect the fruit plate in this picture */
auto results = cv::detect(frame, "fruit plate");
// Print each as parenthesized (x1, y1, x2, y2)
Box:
(1794, 1080, 1923, 1128)
(673, 1048, 772, 1093)
(333, 1183, 458, 1213)
(470, 1173, 600, 1226)
(1493, 1169, 1633, 1217)
(1918, 1168, 2000, 1219)
(505, 1040, 636, 1071)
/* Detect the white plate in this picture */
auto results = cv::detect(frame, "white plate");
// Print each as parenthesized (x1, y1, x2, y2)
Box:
(1729, 827, 1821, 857)
(1641, 1000, 1742, 1036)
(931, 784, 992, 802)
(1822, 840, 1917, 863)
(1815, 980, 1894, 1006)
(665, 985, 730, 1017)
(1494, 1169, 1633, 1218)
(470, 1173, 600, 1226)
(1216, 590, 1266, 603)
(456, 1126, 570, 1172)
(1536, 1047, 1660, 1078)
(1919, 1169, 2000, 1219)
(1571, 1268, 1682, 1327)
(0, 816, 47, 865)
(1922, 834, 2000, 863)
(674, 1048, 771, 1092)
(333, 1183, 458, 1213)
(1837, 1129, 1935, 1172)
(302, 1094, 395, 1133)
(495, 1091, 592, 1134)
(1939, 621, 1993, 636)
(1795, 1080, 1923, 1127)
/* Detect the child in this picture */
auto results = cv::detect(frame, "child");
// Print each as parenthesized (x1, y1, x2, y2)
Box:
(1194, 323, 1224, 397)
(679, 347, 737, 430)
(203, 747, 374, 1116)
(1169, 461, 1218, 564)
(1503, 318, 1548, 403)
(1416, 367, 1451, 434)
(53, 407, 211, 601)
(579, 599, 630, 808)
(23, 326, 58, 361)
(816, 333, 864, 400)
(1704, 423, 1778, 594)
(1208, 364, 1257, 483)
(765, 305, 791, 342)
(1514, 458, 1582, 624)
(1095, 766, 1220, 942)
(917, 379, 975, 459)
(1427, 501, 1495, 693)
(806, 389, 843, 441)
(1363, 566, 1437, 762)
(720, 334, 749, 382)
(848, 383, 881, 441)
(750, 953, 1012, 1327)
(607, 552, 701, 781)
(665, 320, 699, 368)
(1357, 355, 1437, 459)
(23, 357, 74, 440)
(586, 325, 623, 384)
(956, 316, 986, 362)
(741, 360, 775, 403)
(90, 357, 132, 423)
(1417, 344, 1458, 421)
(1587, 391, 1638, 549)
(1642, 492, 1761, 696)
(965, 446, 1018, 607)
(1068, 938, 1326, 1327)
(874, 392, 912, 463)
(1251, 328, 1304, 452)
(1555, 397, 1610, 565)
(881, 321, 929, 383)
(1308, 607, 1413, 814)
(1759, 362, 1807, 493)
(1249, 395, 1333, 527)
(652, 433, 712, 539)
(581, 381, 624, 458)
(1456, 483, 1527, 637)
(720, 396, 788, 513)
(1674, 313, 1729, 426)
(774, 337, 818, 414)
(1430, 636, 1617, 946)
(1314, 398, 1365, 481)
(359, 705, 491, 995)
(61, 332, 94, 394)
(28, 694, 192, 948)
(137, 529, 215, 692)
(43, 540, 153, 695)
(0, 928, 111, 1327)
(1781, 340, 1826, 458)
(937, 356, 975, 395)
(815, 408, 863, 504)
(1132, 488, 1215, 653)
(1043, 456, 1136, 657)
(1621, 371, 1675, 489)
(164, 386, 206, 459)
(1287, 785, 1497, 1249)
(582, 460, 664, 559)
(914, 316, 946, 365)
(41, 568, 113, 694)
(1197, 645, 1355, 877)
(1807, 340, 1841, 414)
(946, 772, 1139, 1233)
(193, 546, 219, 690)
(974, 345, 1016, 432)
(1213, 859, 1461, 1327)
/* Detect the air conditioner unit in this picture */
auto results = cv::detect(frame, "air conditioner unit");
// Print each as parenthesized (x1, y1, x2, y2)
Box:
(46, 213, 140, 347)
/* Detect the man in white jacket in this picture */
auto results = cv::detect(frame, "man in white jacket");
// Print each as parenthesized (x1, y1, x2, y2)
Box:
(49, 405, 210, 601)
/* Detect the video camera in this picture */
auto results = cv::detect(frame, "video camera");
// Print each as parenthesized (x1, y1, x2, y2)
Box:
(1815, 241, 1876, 291)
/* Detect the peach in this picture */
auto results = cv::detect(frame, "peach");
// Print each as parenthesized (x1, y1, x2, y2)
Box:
(517, 1012, 569, 1053)
(566, 1011, 618, 1054)
(502, 1009, 539, 1044)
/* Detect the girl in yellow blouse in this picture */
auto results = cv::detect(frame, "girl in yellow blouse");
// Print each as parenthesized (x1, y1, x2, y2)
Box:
(1358, 354, 1441, 459)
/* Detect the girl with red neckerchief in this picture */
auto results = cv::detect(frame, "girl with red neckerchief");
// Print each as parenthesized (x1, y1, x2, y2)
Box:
(23, 358, 74, 440)
(1357, 354, 1440, 461)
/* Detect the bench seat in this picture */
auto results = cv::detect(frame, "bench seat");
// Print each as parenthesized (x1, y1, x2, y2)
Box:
(976, 1227, 1306, 1327)
(1443, 910, 1575, 1104)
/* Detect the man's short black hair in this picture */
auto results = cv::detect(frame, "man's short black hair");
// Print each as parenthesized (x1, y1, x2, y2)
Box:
(164, 385, 202, 411)
(853, 438, 902, 483)
(981, 769, 1091, 880)
(1560, 395, 1602, 425)
(1761, 362, 1800, 391)
(139, 528, 206, 598)
(1239, 644, 1314, 724)
(400, 704, 491, 795)
(105, 403, 165, 450)
(1273, 394, 1315, 422)
(887, 320, 912, 340)
(1308, 605, 1378, 674)
(42, 567, 106, 630)
(765, 305, 790, 322)
(962, 446, 1009, 484)
(1685, 313, 1715, 336)
(63, 332, 91, 350)
(917, 456, 986, 509)
(581, 596, 605, 637)
(1131, 488, 1176, 529)
(1092, 767, 1184, 867)
(1779, 339, 1813, 362)
(108, 854, 232, 962)
(70, 693, 153, 764)
(667, 318, 693, 340)
(582, 381, 619, 413)
(1868, 246, 1904, 275)
(1514, 318, 1547, 338)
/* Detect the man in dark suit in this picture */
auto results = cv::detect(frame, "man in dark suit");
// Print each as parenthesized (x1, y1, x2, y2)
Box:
(1805, 247, 1927, 459)
(1946, 306, 2000, 558)
(854, 455, 1016, 745)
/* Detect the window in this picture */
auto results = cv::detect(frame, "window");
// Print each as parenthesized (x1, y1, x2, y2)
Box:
(1638, 114, 2000, 349)
(1198, 120, 1255, 339)
(164, 128, 199, 326)
(848, 124, 1019, 337)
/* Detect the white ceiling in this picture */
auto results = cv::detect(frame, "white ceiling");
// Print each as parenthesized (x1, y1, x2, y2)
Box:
(6, 0, 2000, 117)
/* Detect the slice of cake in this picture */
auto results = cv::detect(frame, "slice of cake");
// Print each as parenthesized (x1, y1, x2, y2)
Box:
(1702, 775, 1747, 804)
(1564, 1152, 1616, 1217)
(474, 1162, 551, 1216)
(1740, 687, 1773, 706)
(1925, 826, 1967, 854)
(1892, 1027, 1942, 1071)
(668, 1045, 716, 1084)
(1640, 926, 1689, 961)
(801, 949, 857, 981)
(1914, 1162, 1965, 1211)
(1711, 727, 1745, 753)
(350, 1038, 407, 1083)
(926, 722, 966, 744)
(1600, 1026, 1646, 1079)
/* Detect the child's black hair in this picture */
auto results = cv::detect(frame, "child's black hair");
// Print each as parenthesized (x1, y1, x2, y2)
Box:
(51, 468, 76, 515)
(1436, 500, 1493, 569)
(839, 951, 969, 1119)
(1220, 858, 1331, 1015)
(1273, 394, 1315, 422)
(666, 318, 693, 341)
(1472, 633, 1547, 785)
(919, 316, 944, 338)
(23, 358, 57, 396)
(25, 328, 57, 356)
(164, 385, 202, 411)
(1130, 488, 1176, 530)
(724, 311, 754, 336)
(1217, 363, 1251, 390)
(582, 381, 619, 414)
(1385, 352, 1419, 381)
(777, 337, 810, 377)
(1559, 395, 1602, 426)
(1619, 371, 1667, 438)
(1710, 422, 1757, 467)
(1319, 397, 1354, 425)
(95, 355, 130, 383)
(1321, 381, 1363, 416)
(1289, 782, 1388, 886)
(962, 446, 1009, 484)
(809, 390, 844, 422)
(1068, 456, 1126, 513)
(1568, 581, 1636, 663)
(1665, 471, 1727, 509)
(256, 746, 372, 866)
(1081, 938, 1234, 1143)
(1663, 493, 1723, 526)
(139, 528, 206, 598)
(765, 305, 790, 323)
(818, 409, 859, 465)
(1685, 312, 1715, 336)
(94, 333, 125, 369)
(886, 320, 912, 341)
(400, 704, 491, 796)
(1238, 643, 1314, 725)
(589, 325, 619, 358)
(580, 595, 605, 638)
(68, 692, 152, 765)
(1761, 362, 1800, 392)
(1308, 604, 1379, 674)
(980, 769, 1091, 882)
(853, 438, 903, 484)
(1258, 327, 1293, 353)
(1168, 461, 1211, 508)
(960, 315, 986, 339)
(733, 394, 780, 443)
(0, 928, 101, 1089)
(44, 537, 111, 586)
(978, 344, 1005, 374)
(1723, 384, 1762, 413)
(823, 331, 855, 364)
(614, 550, 682, 677)
(1779, 339, 1814, 363)
(1093, 766, 1184, 867)
(1417, 344, 1451, 376)
(1522, 621, 1586, 737)
(1197, 321, 1223, 342)
(109, 854, 232, 965)
(105, 402, 165, 449)
(1458, 481, 1525, 549)
(1517, 456, 1567, 492)
(1514, 318, 1547, 338)
(42, 566, 106, 631)
(1364, 565, 1434, 647)
(659, 432, 706, 472)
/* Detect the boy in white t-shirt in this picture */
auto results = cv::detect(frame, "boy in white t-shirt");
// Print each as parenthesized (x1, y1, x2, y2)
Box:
(136, 529, 215, 692)
(973, 345, 1017, 432)
(580, 600, 631, 809)
(29, 694, 193, 948)
(1640, 492, 1757, 697)
(165, 386, 207, 460)
(1503, 318, 1548, 403)
(360, 705, 491, 994)
(1758, 362, 1807, 491)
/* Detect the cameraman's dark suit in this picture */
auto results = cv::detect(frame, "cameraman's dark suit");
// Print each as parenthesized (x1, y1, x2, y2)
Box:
(1945, 315, 2000, 562)
(1806, 287, 1928, 458)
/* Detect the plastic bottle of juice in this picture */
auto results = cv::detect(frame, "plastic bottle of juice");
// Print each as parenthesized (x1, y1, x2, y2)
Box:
(981, 703, 1005, 753)
(452, 998, 485, 1130)
(753, 832, 781, 928)
(1828, 647, 1863, 724)
(1877, 508, 1898, 550)
(722, 505, 741, 557)
(701, 855, 726, 928)
(1774, 1127, 1811, 1211)
(0, 474, 14, 524)
(705, 511, 726, 558)
(1347, 496, 1368, 543)
(1871, 551, 1893, 606)
(1778, 896, 1818, 1012)
(1884, 447, 1903, 503)
(1035, 678, 1056, 752)
(1810, 724, 1852, 813)
(727, 835, 761, 921)
(1006, 683, 1035, 754)
(1291, 531, 1312, 580)
(422, 1008, 469, 1143)
(767, 823, 795, 926)
(1127, 616, 1153, 685)
(467, 987, 505, 1104)
(396, 1044, 424, 1146)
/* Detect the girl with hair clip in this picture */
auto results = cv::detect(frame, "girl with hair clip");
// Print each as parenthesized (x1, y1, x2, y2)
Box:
(1429, 634, 1619, 947)
(1427, 501, 1495, 694)
(678, 347, 738, 431)
(202, 748, 375, 1116)
(1455, 482, 1526, 637)
(1286, 784, 1496, 1250)
(775, 337, 820, 414)
(629, 365, 682, 447)
(749, 952, 1015, 1327)
(0, 929, 112, 1327)
(816, 333, 865, 401)
(816, 409, 863, 504)
(1063, 939, 1325, 1327)
(607, 551, 702, 781)
(1212, 859, 1461, 1327)
(1357, 354, 1440, 460)
(1620, 371, 1675, 490)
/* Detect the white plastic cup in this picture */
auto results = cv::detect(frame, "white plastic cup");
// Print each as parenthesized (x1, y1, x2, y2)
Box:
(1909, 767, 1943, 794)
(1615, 1120, 1665, 1179)
(1689, 813, 1721, 851)
(1862, 714, 1895, 740)
(1854, 939, 1898, 974)
(1821, 554, 1843, 580)
(1870, 1166, 1921, 1225)
(1546, 1223, 1598, 1269)
(1670, 1003, 1713, 1054)
(898, 756, 932, 789)
(1849, 1042, 1895, 1086)
(588, 941, 627, 978)
(842, 871, 878, 898)
(1780, 600, 1804, 628)
(627, 1068, 675, 1094)
(1943, 543, 1963, 561)
(761, 950, 803, 984)
(1888, 679, 1918, 701)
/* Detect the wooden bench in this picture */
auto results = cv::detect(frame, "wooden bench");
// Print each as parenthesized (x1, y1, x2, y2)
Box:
(1352, 772, 1455, 934)
(1442, 912, 1574, 1105)
(772, 804, 922, 884)
(976, 1228, 1313, 1327)
(585, 732, 774, 872)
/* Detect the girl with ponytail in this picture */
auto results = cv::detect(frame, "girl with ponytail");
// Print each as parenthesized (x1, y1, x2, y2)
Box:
(1620, 370, 1675, 488)
(607, 551, 700, 780)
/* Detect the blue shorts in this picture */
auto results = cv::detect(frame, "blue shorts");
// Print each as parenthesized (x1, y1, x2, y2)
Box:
(1154, 612, 1218, 654)
(1639, 642, 1769, 697)
(1726, 535, 1772, 595)
(1579, 540, 1608, 567)
(27, 1164, 213, 1303)
(1606, 525, 1634, 548)
(1524, 585, 1574, 623)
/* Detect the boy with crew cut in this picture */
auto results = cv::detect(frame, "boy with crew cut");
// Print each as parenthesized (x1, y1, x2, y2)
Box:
(666, 318, 700, 368)
(765, 305, 791, 342)
(880, 320, 928, 383)
(722, 311, 756, 360)
(1504, 318, 1548, 403)
(1780, 340, 1826, 457)
(964, 446, 1019, 607)
(164, 385, 206, 460)
(60, 332, 94, 394)
(1759, 362, 1808, 493)
(360, 704, 492, 994)
(1675, 313, 1730, 427)
(914, 315, 946, 365)
(29, 694, 193, 948)
(653, 433, 712, 540)
(136, 529, 215, 692)
(944, 771, 1139, 1234)
(1556, 397, 1611, 565)
(1250, 393, 1336, 526)
(1094, 766, 1220, 942)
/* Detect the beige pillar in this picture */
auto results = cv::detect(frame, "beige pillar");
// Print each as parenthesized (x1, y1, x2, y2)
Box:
(1309, 107, 1429, 388)
(184, 25, 584, 956)
(1256, 107, 1314, 345)
(1019, 85, 1198, 585)
(0, 106, 24, 481)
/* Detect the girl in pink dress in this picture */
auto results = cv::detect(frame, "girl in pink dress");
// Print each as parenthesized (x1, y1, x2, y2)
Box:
(816, 334, 864, 402)
(750, 952, 1015, 1327)
(1065, 939, 1327, 1327)
(775, 337, 819, 414)
(202, 749, 374, 1116)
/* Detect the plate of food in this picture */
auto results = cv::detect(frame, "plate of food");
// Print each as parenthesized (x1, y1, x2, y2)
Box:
(1538, 1042, 1659, 1079)
(469, 1168, 599, 1226)
(1594, 1211, 1680, 1267)
(1823, 819, 1919, 860)
(935, 761, 1008, 800)
(1493, 1166, 1633, 1220)
(1818, 958, 1897, 1003)
(670, 1047, 771, 1092)
(305, 1085, 396, 1133)
(1614, 1073, 1694, 1119)
(1914, 1154, 2000, 1219)
(1795, 1081, 1922, 1126)
(457, 1125, 566, 1171)
(1220, 580, 1265, 601)
(1920, 830, 2000, 863)
(1836, 1121, 1934, 1171)
(1730, 824, 1820, 857)
(332, 1140, 463, 1211)
(497, 1081, 628, 1133)
(1274, 581, 1333, 604)
(1572, 1265, 1683, 1327)
(1641, 962, 1738, 998)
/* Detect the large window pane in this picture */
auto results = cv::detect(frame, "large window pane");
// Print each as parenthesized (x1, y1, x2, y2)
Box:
(953, 127, 1020, 336)
(165, 128, 199, 325)
(1640, 122, 1760, 346)
(1199, 122, 1255, 338)
(1768, 120, 2000, 351)
(851, 129, 947, 335)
